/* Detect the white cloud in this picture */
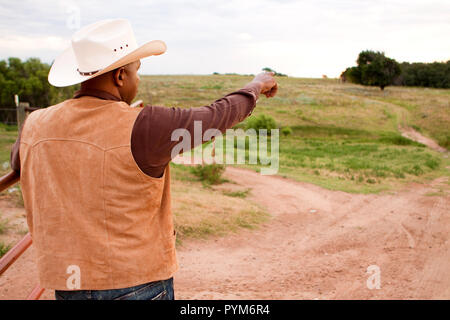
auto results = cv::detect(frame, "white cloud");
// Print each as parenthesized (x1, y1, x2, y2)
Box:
(237, 33, 253, 41)
(0, 35, 68, 52)
(0, 35, 69, 64)
(0, 0, 449, 77)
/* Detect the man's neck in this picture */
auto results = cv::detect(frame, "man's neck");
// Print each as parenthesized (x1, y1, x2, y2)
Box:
(73, 87, 122, 102)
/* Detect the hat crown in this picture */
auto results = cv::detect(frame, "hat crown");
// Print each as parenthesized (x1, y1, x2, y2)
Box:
(71, 19, 138, 73)
(48, 18, 166, 87)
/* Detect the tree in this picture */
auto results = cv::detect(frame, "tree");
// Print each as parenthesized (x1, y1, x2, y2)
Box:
(341, 66, 361, 84)
(342, 53, 449, 89)
(399, 61, 449, 88)
(0, 57, 79, 108)
(262, 67, 287, 77)
(341, 51, 401, 90)
(359, 51, 401, 90)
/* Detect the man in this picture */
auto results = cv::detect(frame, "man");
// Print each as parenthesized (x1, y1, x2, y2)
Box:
(10, 19, 277, 300)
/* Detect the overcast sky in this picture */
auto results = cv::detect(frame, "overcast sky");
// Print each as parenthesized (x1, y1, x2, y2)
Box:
(0, 0, 449, 78)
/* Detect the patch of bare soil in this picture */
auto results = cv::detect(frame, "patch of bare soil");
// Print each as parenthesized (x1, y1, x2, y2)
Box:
(400, 126, 447, 153)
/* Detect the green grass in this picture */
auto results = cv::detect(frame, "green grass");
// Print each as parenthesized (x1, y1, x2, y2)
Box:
(275, 135, 443, 193)
(2, 76, 448, 197)
(0, 75, 446, 247)
(175, 208, 268, 238)
(337, 85, 450, 149)
(134, 75, 449, 194)
(184, 124, 446, 193)
(170, 162, 269, 244)
(0, 241, 11, 258)
(0, 123, 19, 175)
(222, 189, 251, 198)
(0, 218, 9, 234)
(189, 163, 226, 186)
(425, 190, 448, 197)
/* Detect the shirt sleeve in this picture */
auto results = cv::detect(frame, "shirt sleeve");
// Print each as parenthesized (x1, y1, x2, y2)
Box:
(131, 82, 261, 178)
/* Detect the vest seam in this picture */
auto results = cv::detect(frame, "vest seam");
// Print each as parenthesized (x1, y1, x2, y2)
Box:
(102, 149, 115, 288)
(29, 138, 105, 150)
(105, 144, 131, 151)
(104, 146, 167, 180)
(69, 98, 123, 109)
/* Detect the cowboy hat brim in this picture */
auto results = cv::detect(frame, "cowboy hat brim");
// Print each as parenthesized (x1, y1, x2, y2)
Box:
(48, 40, 167, 87)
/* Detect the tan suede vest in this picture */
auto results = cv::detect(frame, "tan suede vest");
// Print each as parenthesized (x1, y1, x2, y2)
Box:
(19, 96, 178, 290)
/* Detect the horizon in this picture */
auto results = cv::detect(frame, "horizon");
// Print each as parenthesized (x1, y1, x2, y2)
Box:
(2, 56, 448, 80)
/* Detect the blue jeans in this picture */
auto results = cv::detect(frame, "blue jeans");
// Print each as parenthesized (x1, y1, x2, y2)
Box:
(55, 278, 174, 300)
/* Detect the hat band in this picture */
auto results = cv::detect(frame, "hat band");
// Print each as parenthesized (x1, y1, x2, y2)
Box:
(77, 68, 101, 76)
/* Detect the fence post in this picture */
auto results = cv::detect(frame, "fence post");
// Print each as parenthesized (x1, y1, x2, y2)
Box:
(16, 102, 28, 130)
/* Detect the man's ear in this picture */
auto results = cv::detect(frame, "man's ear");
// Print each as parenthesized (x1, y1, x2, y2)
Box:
(113, 67, 126, 87)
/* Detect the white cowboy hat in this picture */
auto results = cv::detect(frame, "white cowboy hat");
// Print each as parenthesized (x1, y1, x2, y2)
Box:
(48, 18, 166, 87)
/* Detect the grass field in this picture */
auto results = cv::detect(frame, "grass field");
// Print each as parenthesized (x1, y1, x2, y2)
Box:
(137, 75, 449, 194)
(0, 75, 448, 246)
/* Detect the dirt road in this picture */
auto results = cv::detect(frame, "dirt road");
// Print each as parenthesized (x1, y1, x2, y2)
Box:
(1, 127, 449, 300)
(174, 167, 449, 299)
(1, 167, 449, 300)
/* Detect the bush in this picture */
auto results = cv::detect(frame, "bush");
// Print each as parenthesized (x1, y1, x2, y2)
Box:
(409, 164, 424, 176)
(0, 57, 79, 108)
(190, 164, 226, 185)
(281, 126, 293, 137)
(245, 114, 277, 135)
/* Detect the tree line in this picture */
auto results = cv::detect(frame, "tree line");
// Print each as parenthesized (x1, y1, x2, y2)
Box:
(0, 57, 78, 108)
(341, 51, 449, 90)
(1, 55, 447, 110)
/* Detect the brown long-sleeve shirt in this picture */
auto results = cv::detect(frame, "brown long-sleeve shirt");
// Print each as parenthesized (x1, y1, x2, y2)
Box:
(10, 83, 260, 178)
